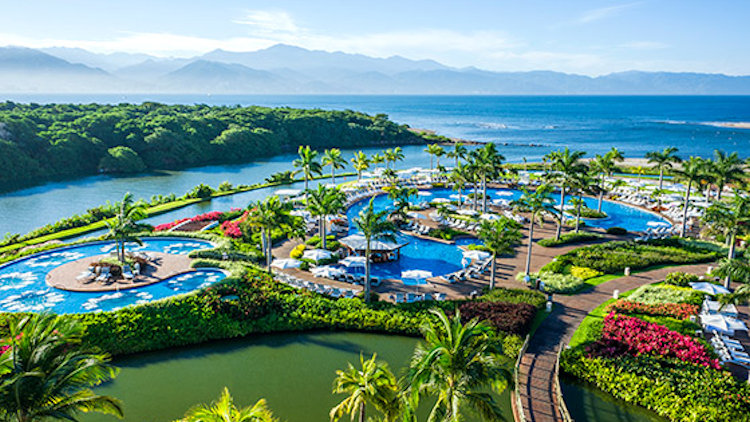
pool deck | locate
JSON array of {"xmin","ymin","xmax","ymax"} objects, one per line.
[{"xmin": 45, "ymin": 252, "xmax": 194, "ymax": 292}]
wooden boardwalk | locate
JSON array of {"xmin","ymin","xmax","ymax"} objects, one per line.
[{"xmin": 517, "ymin": 262, "xmax": 713, "ymax": 422}]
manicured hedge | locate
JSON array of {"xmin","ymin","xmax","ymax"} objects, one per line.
[
  {"xmin": 627, "ymin": 285, "xmax": 705, "ymax": 306},
  {"xmin": 537, "ymin": 232, "xmax": 602, "ymax": 247},
  {"xmin": 606, "ymin": 300, "xmax": 699, "ymax": 320},
  {"xmin": 457, "ymin": 301, "xmax": 537, "ymax": 336}
]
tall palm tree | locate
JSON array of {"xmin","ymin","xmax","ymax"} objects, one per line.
[
  {"xmin": 672, "ymin": 156, "xmax": 704, "ymax": 237},
  {"xmin": 473, "ymin": 143, "xmax": 505, "ymax": 213},
  {"xmin": 448, "ymin": 164, "xmax": 470, "ymax": 206},
  {"xmin": 183, "ymin": 388, "xmax": 276, "ymax": 422},
  {"xmin": 352, "ymin": 198, "xmax": 397, "ymax": 302},
  {"xmin": 244, "ymin": 196, "xmax": 287, "ymax": 271},
  {"xmin": 477, "ymin": 218, "xmax": 521, "ymax": 289},
  {"xmin": 322, "ymin": 148, "xmax": 347, "ymax": 185},
  {"xmin": 330, "ymin": 354, "xmax": 401, "ymax": 422},
  {"xmin": 351, "ymin": 151, "xmax": 370, "ymax": 182},
  {"xmin": 446, "ymin": 142, "xmax": 468, "ymax": 168},
  {"xmin": 371, "ymin": 153, "xmax": 385, "ymax": 172},
  {"xmin": 548, "ymin": 148, "xmax": 587, "ymax": 241},
  {"xmin": 646, "ymin": 147, "xmax": 681, "ymax": 191},
  {"xmin": 387, "ymin": 185, "xmax": 417, "ymax": 223},
  {"xmin": 570, "ymin": 172, "xmax": 600, "ymax": 233},
  {"xmin": 702, "ymin": 191, "xmax": 750, "ymax": 287},
  {"xmin": 698, "ymin": 158, "xmax": 717, "ymax": 202},
  {"xmin": 425, "ymin": 144, "xmax": 445, "ymax": 170},
  {"xmin": 512, "ymin": 185, "xmax": 557, "ymax": 275},
  {"xmin": 711, "ymin": 150, "xmax": 746, "ymax": 200},
  {"xmin": 409, "ymin": 309, "xmax": 511, "ymax": 422},
  {"xmin": 292, "ymin": 145, "xmax": 322, "ymax": 201},
  {"xmin": 0, "ymin": 313, "xmax": 123, "ymax": 422},
  {"xmin": 105, "ymin": 192, "xmax": 148, "ymax": 262},
  {"xmin": 590, "ymin": 148, "xmax": 623, "ymax": 212},
  {"xmin": 392, "ymin": 147, "xmax": 405, "ymax": 169},
  {"xmin": 307, "ymin": 185, "xmax": 346, "ymax": 250}
]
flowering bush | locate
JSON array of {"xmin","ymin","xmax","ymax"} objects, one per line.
[
  {"xmin": 665, "ymin": 271, "xmax": 700, "ymax": 287},
  {"xmin": 219, "ymin": 211, "xmax": 248, "ymax": 238},
  {"xmin": 569, "ymin": 266, "xmax": 603, "ymax": 280},
  {"xmin": 290, "ymin": 244, "xmax": 306, "ymax": 259},
  {"xmin": 606, "ymin": 300, "xmax": 699, "ymax": 320},
  {"xmin": 153, "ymin": 218, "xmax": 190, "ymax": 232},
  {"xmin": 458, "ymin": 301, "xmax": 537, "ymax": 335},
  {"xmin": 154, "ymin": 210, "xmax": 235, "ymax": 232},
  {"xmin": 627, "ymin": 284, "xmax": 705, "ymax": 305},
  {"xmin": 587, "ymin": 312, "xmax": 720, "ymax": 369}
]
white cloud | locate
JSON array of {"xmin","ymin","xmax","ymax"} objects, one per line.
[
  {"xmin": 233, "ymin": 10, "xmax": 300, "ymax": 35},
  {"xmin": 578, "ymin": 2, "xmax": 641, "ymax": 24}
]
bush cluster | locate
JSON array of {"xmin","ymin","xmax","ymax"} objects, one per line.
[
  {"xmin": 627, "ymin": 285, "xmax": 705, "ymax": 306},
  {"xmin": 569, "ymin": 266, "xmax": 603, "ymax": 280},
  {"xmin": 606, "ymin": 300, "xmax": 699, "ymax": 320},
  {"xmin": 664, "ymin": 271, "xmax": 700, "ymax": 287},
  {"xmin": 605, "ymin": 227, "xmax": 628, "ymax": 235},
  {"xmin": 537, "ymin": 232, "xmax": 602, "ymax": 247},
  {"xmin": 457, "ymin": 301, "xmax": 537, "ymax": 336}
]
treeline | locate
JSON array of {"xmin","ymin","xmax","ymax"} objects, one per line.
[{"xmin": 0, "ymin": 102, "xmax": 424, "ymax": 190}]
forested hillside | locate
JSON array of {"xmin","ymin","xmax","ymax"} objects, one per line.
[{"xmin": 0, "ymin": 102, "xmax": 423, "ymax": 190}]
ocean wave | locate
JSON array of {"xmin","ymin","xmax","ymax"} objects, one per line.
[
  {"xmin": 653, "ymin": 120, "xmax": 750, "ymax": 130},
  {"xmin": 477, "ymin": 122, "xmax": 508, "ymax": 129}
]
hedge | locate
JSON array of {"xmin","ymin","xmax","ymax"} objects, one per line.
[{"xmin": 537, "ymin": 232, "xmax": 602, "ymax": 247}]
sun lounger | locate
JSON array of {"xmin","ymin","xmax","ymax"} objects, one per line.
[{"xmin": 95, "ymin": 267, "xmax": 110, "ymax": 282}]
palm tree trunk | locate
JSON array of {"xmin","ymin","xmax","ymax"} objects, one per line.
[
  {"xmin": 575, "ymin": 196, "xmax": 583, "ymax": 233},
  {"xmin": 556, "ymin": 187, "xmax": 566, "ymax": 241},
  {"xmin": 597, "ymin": 173, "xmax": 605, "ymax": 213},
  {"xmin": 430, "ymin": 155, "xmax": 434, "ymax": 170},
  {"xmin": 458, "ymin": 185, "xmax": 463, "ymax": 205},
  {"xmin": 364, "ymin": 242, "xmax": 371, "ymax": 303},
  {"xmin": 322, "ymin": 218, "xmax": 327, "ymax": 250},
  {"xmin": 525, "ymin": 219, "xmax": 534, "ymax": 275},
  {"xmin": 331, "ymin": 169, "xmax": 336, "ymax": 185},
  {"xmin": 658, "ymin": 168, "xmax": 664, "ymax": 190},
  {"xmin": 680, "ymin": 181, "xmax": 692, "ymax": 238},
  {"xmin": 490, "ymin": 253, "xmax": 496, "ymax": 290},
  {"xmin": 359, "ymin": 402, "xmax": 366, "ymax": 422},
  {"xmin": 473, "ymin": 182, "xmax": 478, "ymax": 211},
  {"xmin": 717, "ymin": 183, "xmax": 724, "ymax": 200},
  {"xmin": 725, "ymin": 233, "xmax": 736, "ymax": 288},
  {"xmin": 482, "ymin": 175, "xmax": 488, "ymax": 213},
  {"xmin": 265, "ymin": 231, "xmax": 272, "ymax": 271}
]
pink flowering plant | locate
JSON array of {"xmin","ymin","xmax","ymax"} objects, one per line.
[
  {"xmin": 606, "ymin": 300, "xmax": 699, "ymax": 320},
  {"xmin": 587, "ymin": 312, "xmax": 721, "ymax": 370}
]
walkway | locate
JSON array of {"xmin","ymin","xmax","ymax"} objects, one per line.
[{"xmin": 517, "ymin": 262, "xmax": 713, "ymax": 422}]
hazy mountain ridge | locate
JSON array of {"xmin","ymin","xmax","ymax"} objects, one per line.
[{"xmin": 1, "ymin": 44, "xmax": 749, "ymax": 94}]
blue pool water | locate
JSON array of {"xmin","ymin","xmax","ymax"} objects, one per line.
[
  {"xmin": 345, "ymin": 188, "xmax": 667, "ymax": 279},
  {"xmin": 0, "ymin": 238, "xmax": 226, "ymax": 314}
]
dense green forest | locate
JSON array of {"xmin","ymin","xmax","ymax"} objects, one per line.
[{"xmin": 0, "ymin": 102, "xmax": 424, "ymax": 190}]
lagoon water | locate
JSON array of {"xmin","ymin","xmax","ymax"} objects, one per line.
[{"xmin": 1, "ymin": 95, "xmax": 749, "ymax": 236}]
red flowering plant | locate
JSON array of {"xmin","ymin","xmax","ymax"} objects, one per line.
[
  {"xmin": 220, "ymin": 211, "xmax": 249, "ymax": 238},
  {"xmin": 606, "ymin": 300, "xmax": 699, "ymax": 320},
  {"xmin": 587, "ymin": 312, "xmax": 721, "ymax": 370},
  {"xmin": 154, "ymin": 210, "xmax": 233, "ymax": 232},
  {"xmin": 153, "ymin": 218, "xmax": 190, "ymax": 232}
]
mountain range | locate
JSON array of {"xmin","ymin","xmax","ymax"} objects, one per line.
[{"xmin": 0, "ymin": 44, "xmax": 748, "ymax": 94}]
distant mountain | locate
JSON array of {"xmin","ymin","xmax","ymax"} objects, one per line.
[{"xmin": 1, "ymin": 44, "xmax": 749, "ymax": 94}]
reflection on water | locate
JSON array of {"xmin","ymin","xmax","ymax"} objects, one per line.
[{"xmin": 561, "ymin": 376, "xmax": 665, "ymax": 422}]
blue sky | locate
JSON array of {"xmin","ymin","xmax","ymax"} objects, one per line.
[{"xmin": 1, "ymin": 0, "xmax": 747, "ymax": 75}]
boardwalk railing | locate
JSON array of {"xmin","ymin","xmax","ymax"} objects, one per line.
[
  {"xmin": 554, "ymin": 344, "xmax": 574, "ymax": 422},
  {"xmin": 512, "ymin": 334, "xmax": 531, "ymax": 422}
]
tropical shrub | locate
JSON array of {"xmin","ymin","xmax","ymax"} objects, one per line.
[
  {"xmin": 561, "ymin": 349, "xmax": 750, "ymax": 422},
  {"xmin": 606, "ymin": 227, "xmax": 628, "ymax": 235},
  {"xmin": 578, "ymin": 208, "xmax": 607, "ymax": 219},
  {"xmin": 606, "ymin": 300, "xmax": 699, "ymax": 320},
  {"xmin": 587, "ymin": 313, "xmax": 720, "ymax": 369},
  {"xmin": 517, "ymin": 272, "xmax": 584, "ymax": 294},
  {"xmin": 457, "ymin": 301, "xmax": 537, "ymax": 336},
  {"xmin": 186, "ymin": 183, "xmax": 214, "ymax": 199},
  {"xmin": 538, "ymin": 232, "xmax": 602, "ymax": 247},
  {"xmin": 664, "ymin": 271, "xmax": 700, "ymax": 287},
  {"xmin": 627, "ymin": 285, "xmax": 705, "ymax": 305},
  {"xmin": 569, "ymin": 266, "xmax": 603, "ymax": 280},
  {"xmin": 478, "ymin": 288, "xmax": 547, "ymax": 308},
  {"xmin": 290, "ymin": 244, "xmax": 306, "ymax": 259}
]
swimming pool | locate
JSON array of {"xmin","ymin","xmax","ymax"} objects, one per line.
[
  {"xmin": 345, "ymin": 187, "xmax": 668, "ymax": 279},
  {"xmin": 0, "ymin": 238, "xmax": 226, "ymax": 314}
]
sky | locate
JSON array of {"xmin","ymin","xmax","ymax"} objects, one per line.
[{"xmin": 0, "ymin": 0, "xmax": 748, "ymax": 76}]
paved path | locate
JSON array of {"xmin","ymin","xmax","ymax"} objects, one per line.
[{"xmin": 517, "ymin": 262, "xmax": 713, "ymax": 422}]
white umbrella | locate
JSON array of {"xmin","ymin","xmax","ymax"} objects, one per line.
[
  {"xmin": 457, "ymin": 209, "xmax": 478, "ymax": 216},
  {"xmin": 290, "ymin": 209, "xmax": 310, "ymax": 217},
  {"xmin": 493, "ymin": 198, "xmax": 511, "ymax": 206},
  {"xmin": 701, "ymin": 314, "xmax": 748, "ymax": 335},
  {"xmin": 463, "ymin": 250, "xmax": 490, "ymax": 261},
  {"xmin": 480, "ymin": 213, "xmax": 500, "ymax": 221},
  {"xmin": 340, "ymin": 256, "xmax": 367, "ymax": 268},
  {"xmin": 449, "ymin": 194, "xmax": 462, "ymax": 200},
  {"xmin": 271, "ymin": 258, "xmax": 301, "ymax": 269},
  {"xmin": 417, "ymin": 191, "xmax": 432, "ymax": 197},
  {"xmin": 302, "ymin": 249, "xmax": 333, "ymax": 261},
  {"xmin": 689, "ymin": 282, "xmax": 731, "ymax": 295},
  {"xmin": 646, "ymin": 221, "xmax": 670, "ymax": 227},
  {"xmin": 401, "ymin": 269, "xmax": 432, "ymax": 280},
  {"xmin": 407, "ymin": 211, "xmax": 426, "ymax": 219},
  {"xmin": 496, "ymin": 190, "xmax": 514, "ymax": 197},
  {"xmin": 311, "ymin": 266, "xmax": 345, "ymax": 278},
  {"xmin": 432, "ymin": 198, "xmax": 451, "ymax": 204}
]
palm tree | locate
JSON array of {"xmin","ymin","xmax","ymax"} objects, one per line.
[
  {"xmin": 392, "ymin": 147, "xmax": 405, "ymax": 168},
  {"xmin": 322, "ymin": 148, "xmax": 347, "ymax": 185},
  {"xmin": 330, "ymin": 354, "xmax": 401, "ymax": 422},
  {"xmin": 711, "ymin": 150, "xmax": 746, "ymax": 200},
  {"xmin": 590, "ymin": 148, "xmax": 624, "ymax": 212},
  {"xmin": 351, "ymin": 151, "xmax": 371, "ymax": 182},
  {"xmin": 352, "ymin": 198, "xmax": 397, "ymax": 302},
  {"xmin": 448, "ymin": 164, "xmax": 470, "ymax": 206},
  {"xmin": 409, "ymin": 309, "xmax": 511, "ymax": 422},
  {"xmin": 105, "ymin": 192, "xmax": 148, "ymax": 262},
  {"xmin": 446, "ymin": 142, "xmax": 468, "ymax": 168},
  {"xmin": 512, "ymin": 185, "xmax": 557, "ymax": 276},
  {"xmin": 244, "ymin": 196, "xmax": 287, "ymax": 271},
  {"xmin": 0, "ymin": 313, "xmax": 123, "ymax": 422},
  {"xmin": 698, "ymin": 158, "xmax": 717, "ymax": 202},
  {"xmin": 477, "ymin": 218, "xmax": 521, "ymax": 289},
  {"xmin": 183, "ymin": 388, "xmax": 276, "ymax": 422},
  {"xmin": 473, "ymin": 143, "xmax": 505, "ymax": 213},
  {"xmin": 646, "ymin": 147, "xmax": 681, "ymax": 191},
  {"xmin": 548, "ymin": 148, "xmax": 587, "ymax": 241},
  {"xmin": 672, "ymin": 156, "xmax": 704, "ymax": 237},
  {"xmin": 292, "ymin": 145, "xmax": 322, "ymax": 201},
  {"xmin": 387, "ymin": 185, "xmax": 417, "ymax": 223},
  {"xmin": 307, "ymin": 185, "xmax": 346, "ymax": 250},
  {"xmin": 425, "ymin": 144, "xmax": 445, "ymax": 170},
  {"xmin": 702, "ymin": 191, "xmax": 750, "ymax": 287},
  {"xmin": 570, "ymin": 172, "xmax": 599, "ymax": 233},
  {"xmin": 371, "ymin": 153, "xmax": 385, "ymax": 171}
]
